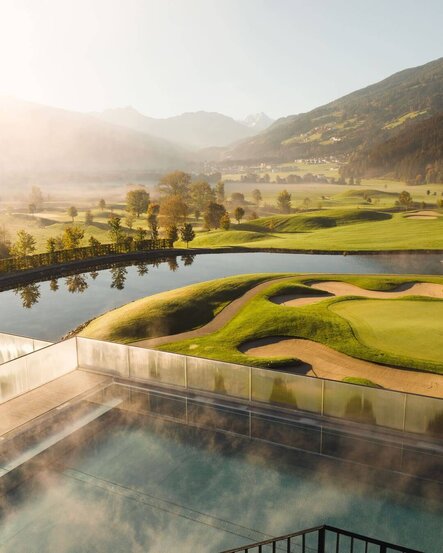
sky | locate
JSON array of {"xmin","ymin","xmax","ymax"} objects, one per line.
[{"xmin": 0, "ymin": 0, "xmax": 442, "ymax": 120}]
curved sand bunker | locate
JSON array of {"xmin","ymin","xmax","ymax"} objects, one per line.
[
  {"xmin": 272, "ymin": 281, "xmax": 443, "ymax": 306},
  {"xmin": 241, "ymin": 337, "xmax": 443, "ymax": 397},
  {"xmin": 404, "ymin": 210, "xmax": 441, "ymax": 220}
]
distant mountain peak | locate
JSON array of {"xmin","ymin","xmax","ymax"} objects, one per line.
[{"xmin": 242, "ymin": 112, "xmax": 274, "ymax": 130}]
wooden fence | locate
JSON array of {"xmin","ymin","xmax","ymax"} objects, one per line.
[{"xmin": 0, "ymin": 239, "xmax": 174, "ymax": 274}]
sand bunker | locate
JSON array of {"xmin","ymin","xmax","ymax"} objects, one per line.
[
  {"xmin": 270, "ymin": 293, "xmax": 332, "ymax": 307},
  {"xmin": 272, "ymin": 280, "xmax": 443, "ymax": 306},
  {"xmin": 405, "ymin": 210, "xmax": 440, "ymax": 220},
  {"xmin": 241, "ymin": 337, "xmax": 443, "ymax": 397}
]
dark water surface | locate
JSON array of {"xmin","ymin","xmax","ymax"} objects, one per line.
[{"xmin": 0, "ymin": 252, "xmax": 442, "ymax": 340}]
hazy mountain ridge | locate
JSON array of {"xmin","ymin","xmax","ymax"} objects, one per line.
[
  {"xmin": 0, "ymin": 98, "xmax": 190, "ymax": 180},
  {"xmin": 225, "ymin": 57, "xmax": 443, "ymax": 162},
  {"xmin": 342, "ymin": 112, "xmax": 443, "ymax": 182},
  {"xmin": 97, "ymin": 108, "xmax": 273, "ymax": 149}
]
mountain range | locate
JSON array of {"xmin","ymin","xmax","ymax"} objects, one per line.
[
  {"xmin": 95, "ymin": 108, "xmax": 273, "ymax": 149},
  {"xmin": 224, "ymin": 57, "xmax": 443, "ymax": 163}
]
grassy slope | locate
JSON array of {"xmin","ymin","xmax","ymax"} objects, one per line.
[
  {"xmin": 183, "ymin": 211, "xmax": 443, "ymax": 250},
  {"xmin": 78, "ymin": 273, "xmax": 288, "ymax": 344},
  {"xmin": 158, "ymin": 275, "xmax": 443, "ymax": 374},
  {"xmin": 331, "ymin": 298, "xmax": 443, "ymax": 364}
]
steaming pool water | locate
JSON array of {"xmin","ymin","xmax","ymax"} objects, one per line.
[
  {"xmin": 1, "ymin": 251, "xmax": 442, "ymax": 341},
  {"xmin": 0, "ymin": 384, "xmax": 441, "ymax": 553}
]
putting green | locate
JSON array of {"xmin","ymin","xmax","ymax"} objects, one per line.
[{"xmin": 331, "ymin": 299, "xmax": 443, "ymax": 364}]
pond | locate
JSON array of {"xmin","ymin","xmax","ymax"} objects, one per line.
[{"xmin": 0, "ymin": 252, "xmax": 442, "ymax": 341}]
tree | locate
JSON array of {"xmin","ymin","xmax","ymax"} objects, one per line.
[
  {"xmin": 203, "ymin": 202, "xmax": 226, "ymax": 229},
  {"xmin": 234, "ymin": 206, "xmax": 245, "ymax": 224},
  {"xmin": 150, "ymin": 221, "xmax": 159, "ymax": 240},
  {"xmin": 126, "ymin": 188, "xmax": 150, "ymax": 218},
  {"xmin": 10, "ymin": 230, "xmax": 36, "ymax": 257},
  {"xmin": 190, "ymin": 180, "xmax": 215, "ymax": 213},
  {"xmin": 180, "ymin": 223, "xmax": 195, "ymax": 247},
  {"xmin": 158, "ymin": 171, "xmax": 191, "ymax": 199},
  {"xmin": 303, "ymin": 197, "xmax": 312, "ymax": 210},
  {"xmin": 85, "ymin": 210, "xmax": 94, "ymax": 225},
  {"xmin": 398, "ymin": 190, "xmax": 413, "ymax": 209},
  {"xmin": 62, "ymin": 226, "xmax": 84, "ymax": 249},
  {"xmin": 67, "ymin": 206, "xmax": 78, "ymax": 222},
  {"xmin": 89, "ymin": 236, "xmax": 101, "ymax": 251},
  {"xmin": 46, "ymin": 237, "xmax": 57, "ymax": 253},
  {"xmin": 0, "ymin": 225, "xmax": 10, "ymax": 258},
  {"xmin": 277, "ymin": 190, "xmax": 292, "ymax": 213},
  {"xmin": 125, "ymin": 213, "xmax": 135, "ymax": 229},
  {"xmin": 160, "ymin": 194, "xmax": 189, "ymax": 226},
  {"xmin": 252, "ymin": 189, "xmax": 262, "ymax": 205},
  {"xmin": 108, "ymin": 215, "xmax": 125, "ymax": 244},
  {"xmin": 165, "ymin": 224, "xmax": 179, "ymax": 243},
  {"xmin": 230, "ymin": 192, "xmax": 245, "ymax": 203},
  {"xmin": 98, "ymin": 199, "xmax": 106, "ymax": 212},
  {"xmin": 28, "ymin": 203, "xmax": 36, "ymax": 216},
  {"xmin": 220, "ymin": 212, "xmax": 231, "ymax": 230},
  {"xmin": 135, "ymin": 227, "xmax": 147, "ymax": 241},
  {"xmin": 194, "ymin": 209, "xmax": 201, "ymax": 221},
  {"xmin": 30, "ymin": 186, "xmax": 44, "ymax": 210},
  {"xmin": 215, "ymin": 181, "xmax": 225, "ymax": 203},
  {"xmin": 147, "ymin": 203, "xmax": 160, "ymax": 217}
]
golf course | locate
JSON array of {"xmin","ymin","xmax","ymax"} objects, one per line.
[{"xmin": 77, "ymin": 273, "xmax": 443, "ymax": 397}]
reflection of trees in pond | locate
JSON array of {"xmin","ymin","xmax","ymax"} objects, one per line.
[
  {"xmin": 49, "ymin": 278, "xmax": 59, "ymax": 292},
  {"xmin": 181, "ymin": 254, "xmax": 195, "ymax": 267},
  {"xmin": 214, "ymin": 371, "xmax": 227, "ymax": 394},
  {"xmin": 269, "ymin": 377, "xmax": 297, "ymax": 406},
  {"xmin": 167, "ymin": 257, "xmax": 179, "ymax": 272},
  {"xmin": 110, "ymin": 266, "xmax": 128, "ymax": 290},
  {"xmin": 136, "ymin": 262, "xmax": 149, "ymax": 276},
  {"xmin": 89, "ymin": 270, "xmax": 99, "ymax": 280},
  {"xmin": 149, "ymin": 366, "xmax": 160, "ymax": 379},
  {"xmin": 15, "ymin": 283, "xmax": 41, "ymax": 309},
  {"xmin": 65, "ymin": 274, "xmax": 88, "ymax": 294},
  {"xmin": 427, "ymin": 411, "xmax": 443, "ymax": 438},
  {"xmin": 344, "ymin": 395, "xmax": 376, "ymax": 424}
]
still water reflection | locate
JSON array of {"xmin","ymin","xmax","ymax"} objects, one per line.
[{"xmin": 1, "ymin": 252, "xmax": 442, "ymax": 340}]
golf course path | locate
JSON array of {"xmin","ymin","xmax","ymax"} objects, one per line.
[
  {"xmin": 132, "ymin": 276, "xmax": 293, "ymax": 348},
  {"xmin": 272, "ymin": 280, "xmax": 443, "ymax": 306},
  {"xmin": 240, "ymin": 337, "xmax": 443, "ymax": 398}
]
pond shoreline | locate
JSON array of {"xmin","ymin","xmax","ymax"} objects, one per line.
[{"xmin": 1, "ymin": 245, "xmax": 442, "ymax": 291}]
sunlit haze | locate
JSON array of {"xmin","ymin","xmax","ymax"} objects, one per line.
[{"xmin": 0, "ymin": 0, "xmax": 442, "ymax": 119}]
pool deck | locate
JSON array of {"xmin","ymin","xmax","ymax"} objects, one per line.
[{"xmin": 0, "ymin": 370, "xmax": 111, "ymax": 438}]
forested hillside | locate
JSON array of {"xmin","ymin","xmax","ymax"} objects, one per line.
[
  {"xmin": 342, "ymin": 113, "xmax": 443, "ymax": 183},
  {"xmin": 225, "ymin": 57, "xmax": 443, "ymax": 162}
]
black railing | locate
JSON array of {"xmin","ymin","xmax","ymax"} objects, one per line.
[
  {"xmin": 0, "ymin": 239, "xmax": 174, "ymax": 273},
  {"xmin": 219, "ymin": 525, "xmax": 424, "ymax": 553}
]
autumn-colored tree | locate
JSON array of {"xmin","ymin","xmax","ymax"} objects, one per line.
[
  {"xmin": 165, "ymin": 224, "xmax": 179, "ymax": 243},
  {"xmin": 190, "ymin": 180, "xmax": 215, "ymax": 212},
  {"xmin": 215, "ymin": 181, "xmax": 225, "ymax": 203},
  {"xmin": 160, "ymin": 195, "xmax": 189, "ymax": 226},
  {"xmin": 220, "ymin": 212, "xmax": 230, "ymax": 230},
  {"xmin": 10, "ymin": 230, "xmax": 36, "ymax": 257},
  {"xmin": 62, "ymin": 226, "xmax": 84, "ymax": 249},
  {"xmin": 158, "ymin": 171, "xmax": 191, "ymax": 199},
  {"xmin": 203, "ymin": 202, "xmax": 226, "ymax": 229}
]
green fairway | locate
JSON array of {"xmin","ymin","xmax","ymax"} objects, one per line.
[
  {"xmin": 78, "ymin": 274, "xmax": 286, "ymax": 343},
  {"xmin": 184, "ymin": 210, "xmax": 443, "ymax": 250},
  {"xmin": 76, "ymin": 273, "xmax": 443, "ymax": 374},
  {"xmin": 331, "ymin": 298, "xmax": 443, "ymax": 364}
]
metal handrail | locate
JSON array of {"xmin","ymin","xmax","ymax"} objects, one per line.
[{"xmin": 219, "ymin": 524, "xmax": 425, "ymax": 553}]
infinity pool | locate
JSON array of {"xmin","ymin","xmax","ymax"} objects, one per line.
[{"xmin": 0, "ymin": 384, "xmax": 441, "ymax": 552}]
